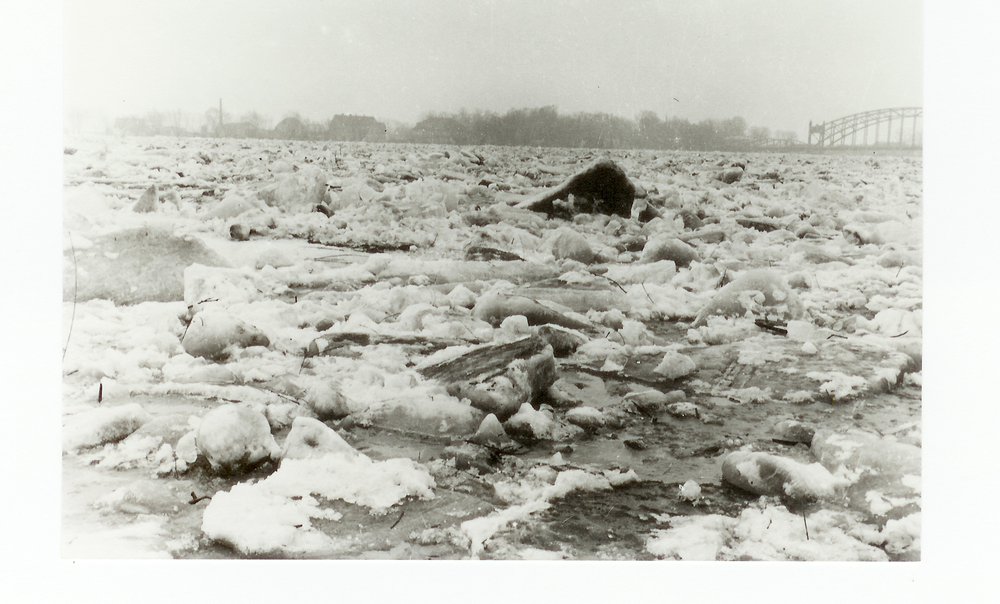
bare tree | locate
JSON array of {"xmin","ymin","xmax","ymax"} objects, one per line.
[
  {"xmin": 240, "ymin": 111, "xmax": 272, "ymax": 130},
  {"xmin": 204, "ymin": 107, "xmax": 231, "ymax": 132},
  {"xmin": 168, "ymin": 109, "xmax": 193, "ymax": 133},
  {"xmin": 145, "ymin": 110, "xmax": 166, "ymax": 134}
]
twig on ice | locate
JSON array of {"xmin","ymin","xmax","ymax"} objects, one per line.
[
  {"xmin": 641, "ymin": 282, "xmax": 654, "ymax": 304},
  {"xmin": 602, "ymin": 275, "xmax": 627, "ymax": 294},
  {"xmin": 390, "ymin": 510, "xmax": 405, "ymax": 529},
  {"xmin": 189, "ymin": 492, "xmax": 211, "ymax": 504},
  {"xmin": 802, "ymin": 510, "xmax": 809, "ymax": 540},
  {"xmin": 63, "ymin": 232, "xmax": 78, "ymax": 363}
]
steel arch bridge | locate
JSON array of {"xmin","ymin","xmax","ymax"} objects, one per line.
[{"xmin": 808, "ymin": 107, "xmax": 922, "ymax": 148}]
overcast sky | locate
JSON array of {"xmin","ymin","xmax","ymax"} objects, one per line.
[{"xmin": 64, "ymin": 0, "xmax": 922, "ymax": 136}]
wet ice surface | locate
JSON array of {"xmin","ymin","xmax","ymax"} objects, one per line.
[{"xmin": 62, "ymin": 136, "xmax": 921, "ymax": 560}]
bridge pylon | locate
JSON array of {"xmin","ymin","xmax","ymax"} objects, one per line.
[{"xmin": 808, "ymin": 108, "xmax": 922, "ymax": 149}]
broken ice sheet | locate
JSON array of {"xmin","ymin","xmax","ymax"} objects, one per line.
[
  {"xmin": 201, "ymin": 452, "xmax": 435, "ymax": 556},
  {"xmin": 62, "ymin": 137, "xmax": 921, "ymax": 560}
]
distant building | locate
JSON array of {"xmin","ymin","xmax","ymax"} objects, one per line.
[
  {"xmin": 159, "ymin": 126, "xmax": 192, "ymax": 137},
  {"xmin": 114, "ymin": 117, "xmax": 153, "ymax": 136},
  {"xmin": 273, "ymin": 116, "xmax": 308, "ymax": 140},
  {"xmin": 219, "ymin": 122, "xmax": 261, "ymax": 139},
  {"xmin": 327, "ymin": 114, "xmax": 386, "ymax": 142},
  {"xmin": 410, "ymin": 116, "xmax": 466, "ymax": 144}
]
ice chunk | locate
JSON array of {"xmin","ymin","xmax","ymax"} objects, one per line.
[
  {"xmin": 97, "ymin": 414, "xmax": 192, "ymax": 470},
  {"xmin": 281, "ymin": 417, "xmax": 358, "ymax": 461},
  {"xmin": 183, "ymin": 264, "xmax": 290, "ymax": 310},
  {"xmin": 504, "ymin": 403, "xmax": 581, "ymax": 441},
  {"xmin": 362, "ymin": 387, "xmax": 486, "ymax": 437},
  {"xmin": 603, "ymin": 260, "xmax": 676, "ymax": 285},
  {"xmin": 205, "ymin": 193, "xmax": 267, "ymax": 220},
  {"xmin": 879, "ymin": 512, "xmax": 921, "ymax": 557},
  {"xmin": 447, "ymin": 284, "xmax": 477, "ymax": 309},
  {"xmin": 195, "ymin": 404, "xmax": 280, "ymax": 472},
  {"xmin": 811, "ymin": 429, "xmax": 921, "ymax": 520},
  {"xmin": 65, "ymin": 229, "xmax": 228, "ymax": 305},
  {"xmin": 693, "ymin": 270, "xmax": 804, "ymax": 327},
  {"xmin": 63, "ymin": 518, "xmax": 172, "ymax": 559},
  {"xmin": 678, "ymin": 480, "xmax": 702, "ymax": 501},
  {"xmin": 855, "ymin": 308, "xmax": 922, "ymax": 338},
  {"xmin": 254, "ymin": 246, "xmax": 296, "ymax": 269},
  {"xmin": 459, "ymin": 468, "xmax": 615, "ymax": 556},
  {"xmin": 646, "ymin": 504, "xmax": 889, "ymax": 561},
  {"xmin": 806, "ymin": 371, "xmax": 868, "ymax": 401},
  {"xmin": 715, "ymin": 166, "xmax": 744, "ymax": 184},
  {"xmin": 132, "ymin": 184, "xmax": 159, "ymax": 213},
  {"xmin": 653, "ymin": 350, "xmax": 697, "ymax": 379},
  {"xmin": 257, "ymin": 167, "xmax": 331, "ymax": 213},
  {"xmin": 174, "ymin": 430, "xmax": 198, "ymax": 472},
  {"xmin": 878, "ymin": 250, "xmax": 920, "ymax": 268},
  {"xmin": 639, "ymin": 237, "xmax": 699, "ymax": 267},
  {"xmin": 429, "ymin": 338, "xmax": 556, "ymax": 421},
  {"xmin": 722, "ymin": 450, "xmax": 848, "ymax": 501},
  {"xmin": 773, "ymin": 419, "xmax": 816, "ymax": 444},
  {"xmin": 646, "ymin": 515, "xmax": 733, "ymax": 560},
  {"xmin": 843, "ymin": 220, "xmax": 921, "ymax": 246},
  {"xmin": 785, "ymin": 320, "xmax": 818, "ymax": 342},
  {"xmin": 201, "ymin": 482, "xmax": 345, "ymax": 556},
  {"xmin": 473, "ymin": 293, "xmax": 589, "ymax": 329},
  {"xmin": 63, "ymin": 403, "xmax": 152, "ymax": 452},
  {"xmin": 202, "ymin": 452, "xmax": 435, "ymax": 555},
  {"xmin": 726, "ymin": 505, "xmax": 888, "ymax": 561},
  {"xmin": 565, "ymin": 406, "xmax": 605, "ymax": 430},
  {"xmin": 665, "ymin": 402, "xmax": 700, "ymax": 418},
  {"xmin": 264, "ymin": 402, "xmax": 302, "ymax": 431},
  {"xmin": 550, "ymin": 227, "xmax": 595, "ymax": 264},
  {"xmin": 181, "ymin": 308, "xmax": 270, "ymax": 361},
  {"xmin": 622, "ymin": 389, "xmax": 685, "ymax": 413},
  {"xmin": 499, "ymin": 314, "xmax": 532, "ymax": 340},
  {"xmin": 468, "ymin": 413, "xmax": 515, "ymax": 448}
]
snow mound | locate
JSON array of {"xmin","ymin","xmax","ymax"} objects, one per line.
[
  {"xmin": 202, "ymin": 450, "xmax": 436, "ymax": 555},
  {"xmin": 647, "ymin": 503, "xmax": 889, "ymax": 561},
  {"xmin": 195, "ymin": 404, "xmax": 280, "ymax": 472}
]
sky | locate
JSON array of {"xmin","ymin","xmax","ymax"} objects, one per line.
[{"xmin": 63, "ymin": 0, "xmax": 922, "ymax": 137}]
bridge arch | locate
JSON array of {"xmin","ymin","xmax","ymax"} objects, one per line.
[{"xmin": 808, "ymin": 107, "xmax": 922, "ymax": 148}]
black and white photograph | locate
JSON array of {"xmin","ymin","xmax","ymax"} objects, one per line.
[
  {"xmin": 6, "ymin": 0, "xmax": 994, "ymax": 595},
  {"xmin": 7, "ymin": 0, "xmax": 1000, "ymax": 602},
  {"xmin": 54, "ymin": 0, "xmax": 930, "ymax": 563}
]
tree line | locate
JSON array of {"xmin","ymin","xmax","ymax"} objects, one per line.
[
  {"xmin": 399, "ymin": 107, "xmax": 799, "ymax": 150},
  {"xmin": 103, "ymin": 105, "xmax": 801, "ymax": 151}
]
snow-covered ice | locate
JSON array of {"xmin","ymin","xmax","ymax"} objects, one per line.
[{"xmin": 62, "ymin": 136, "xmax": 921, "ymax": 560}]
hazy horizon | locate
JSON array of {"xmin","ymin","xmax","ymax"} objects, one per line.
[{"xmin": 65, "ymin": 0, "xmax": 922, "ymax": 137}]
